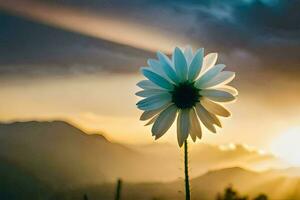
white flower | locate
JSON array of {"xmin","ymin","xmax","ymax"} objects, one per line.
[{"xmin": 136, "ymin": 46, "xmax": 238, "ymax": 147}]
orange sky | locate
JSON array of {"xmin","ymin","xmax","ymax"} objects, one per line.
[
  {"xmin": 0, "ymin": 74, "xmax": 299, "ymax": 156},
  {"xmin": 1, "ymin": 0, "xmax": 300, "ymax": 166}
]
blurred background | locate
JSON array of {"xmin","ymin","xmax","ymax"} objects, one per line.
[{"xmin": 0, "ymin": 0, "xmax": 300, "ymax": 199}]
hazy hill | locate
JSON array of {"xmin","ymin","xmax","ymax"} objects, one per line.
[
  {"xmin": 0, "ymin": 121, "xmax": 300, "ymax": 199},
  {"xmin": 0, "ymin": 121, "xmax": 145, "ymax": 186},
  {"xmin": 131, "ymin": 142, "xmax": 282, "ymax": 177},
  {"xmin": 55, "ymin": 167, "xmax": 300, "ymax": 200},
  {"xmin": 0, "ymin": 120, "xmax": 284, "ymax": 186},
  {"xmin": 0, "ymin": 157, "xmax": 52, "ymax": 200},
  {"xmin": 181, "ymin": 167, "xmax": 300, "ymax": 200},
  {"xmin": 1, "ymin": 161, "xmax": 299, "ymax": 200}
]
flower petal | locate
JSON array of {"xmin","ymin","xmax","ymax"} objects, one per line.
[
  {"xmin": 174, "ymin": 47, "xmax": 188, "ymax": 82},
  {"xmin": 200, "ymin": 89, "xmax": 236, "ymax": 102},
  {"xmin": 140, "ymin": 103, "xmax": 170, "ymax": 121},
  {"xmin": 209, "ymin": 113, "xmax": 222, "ymax": 127},
  {"xmin": 184, "ymin": 45, "xmax": 193, "ymax": 65},
  {"xmin": 200, "ymin": 98, "xmax": 231, "ymax": 117},
  {"xmin": 157, "ymin": 51, "xmax": 180, "ymax": 84},
  {"xmin": 189, "ymin": 108, "xmax": 202, "ymax": 141},
  {"xmin": 199, "ymin": 104, "xmax": 222, "ymax": 127},
  {"xmin": 188, "ymin": 48, "xmax": 204, "ymax": 81},
  {"xmin": 145, "ymin": 115, "xmax": 158, "ymax": 127},
  {"xmin": 177, "ymin": 109, "xmax": 190, "ymax": 147},
  {"xmin": 141, "ymin": 68, "xmax": 174, "ymax": 90},
  {"xmin": 137, "ymin": 93, "xmax": 171, "ymax": 111},
  {"xmin": 152, "ymin": 105, "xmax": 178, "ymax": 139},
  {"xmin": 217, "ymin": 85, "xmax": 238, "ymax": 96},
  {"xmin": 147, "ymin": 59, "xmax": 165, "ymax": 76},
  {"xmin": 202, "ymin": 53, "xmax": 218, "ymax": 72},
  {"xmin": 195, "ymin": 103, "xmax": 216, "ymax": 133},
  {"xmin": 135, "ymin": 89, "xmax": 167, "ymax": 97},
  {"xmin": 195, "ymin": 64, "xmax": 226, "ymax": 88},
  {"xmin": 136, "ymin": 80, "xmax": 160, "ymax": 90},
  {"xmin": 200, "ymin": 71, "xmax": 235, "ymax": 88}
]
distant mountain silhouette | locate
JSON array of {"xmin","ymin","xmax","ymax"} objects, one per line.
[
  {"xmin": 1, "ymin": 121, "xmax": 300, "ymax": 199},
  {"xmin": 0, "ymin": 120, "xmax": 285, "ymax": 186},
  {"xmin": 131, "ymin": 142, "xmax": 282, "ymax": 177},
  {"xmin": 186, "ymin": 167, "xmax": 300, "ymax": 200},
  {"xmin": 0, "ymin": 157, "xmax": 52, "ymax": 200},
  {"xmin": 0, "ymin": 121, "xmax": 143, "ymax": 186},
  {"xmin": 55, "ymin": 167, "xmax": 300, "ymax": 200}
]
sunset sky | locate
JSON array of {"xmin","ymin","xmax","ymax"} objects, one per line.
[{"xmin": 1, "ymin": 0, "xmax": 300, "ymax": 165}]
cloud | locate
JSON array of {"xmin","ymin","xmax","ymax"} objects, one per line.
[
  {"xmin": 166, "ymin": 1, "xmax": 300, "ymax": 73},
  {"xmin": 59, "ymin": 0, "xmax": 300, "ymax": 73},
  {"xmin": 0, "ymin": 0, "xmax": 299, "ymax": 76},
  {"xmin": 0, "ymin": 0, "xmax": 186, "ymax": 52},
  {"xmin": 0, "ymin": 12, "xmax": 156, "ymax": 76}
]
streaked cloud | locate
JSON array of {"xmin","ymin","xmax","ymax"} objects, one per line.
[
  {"xmin": 0, "ymin": 0, "xmax": 187, "ymax": 53},
  {"xmin": 1, "ymin": 0, "xmax": 299, "ymax": 76}
]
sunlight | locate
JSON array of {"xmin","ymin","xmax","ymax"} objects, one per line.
[
  {"xmin": 271, "ymin": 127, "xmax": 300, "ymax": 166},
  {"xmin": 0, "ymin": 0, "xmax": 186, "ymax": 53}
]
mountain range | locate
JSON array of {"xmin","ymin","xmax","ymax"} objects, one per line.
[
  {"xmin": 1, "ymin": 120, "xmax": 300, "ymax": 199},
  {"xmin": 0, "ymin": 120, "xmax": 285, "ymax": 185},
  {"xmin": 44, "ymin": 167, "xmax": 300, "ymax": 200}
]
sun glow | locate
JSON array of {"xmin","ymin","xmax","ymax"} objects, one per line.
[{"xmin": 271, "ymin": 127, "xmax": 300, "ymax": 166}]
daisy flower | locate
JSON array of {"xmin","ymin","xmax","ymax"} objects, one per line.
[{"xmin": 136, "ymin": 46, "xmax": 237, "ymax": 147}]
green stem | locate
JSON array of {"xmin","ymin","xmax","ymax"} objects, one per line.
[{"xmin": 184, "ymin": 140, "xmax": 191, "ymax": 200}]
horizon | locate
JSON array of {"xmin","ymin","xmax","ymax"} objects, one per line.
[
  {"xmin": 0, "ymin": 119, "xmax": 291, "ymax": 174},
  {"xmin": 0, "ymin": 118, "xmax": 291, "ymax": 171}
]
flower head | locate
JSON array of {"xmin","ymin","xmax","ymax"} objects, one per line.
[{"xmin": 136, "ymin": 46, "xmax": 237, "ymax": 147}]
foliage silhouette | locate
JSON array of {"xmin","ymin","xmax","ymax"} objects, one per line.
[
  {"xmin": 83, "ymin": 194, "xmax": 88, "ymax": 200},
  {"xmin": 253, "ymin": 194, "xmax": 268, "ymax": 200},
  {"xmin": 216, "ymin": 185, "xmax": 248, "ymax": 200},
  {"xmin": 216, "ymin": 185, "xmax": 268, "ymax": 200},
  {"xmin": 115, "ymin": 178, "xmax": 122, "ymax": 200}
]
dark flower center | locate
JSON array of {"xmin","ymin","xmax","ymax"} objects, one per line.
[{"xmin": 171, "ymin": 82, "xmax": 200, "ymax": 109}]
